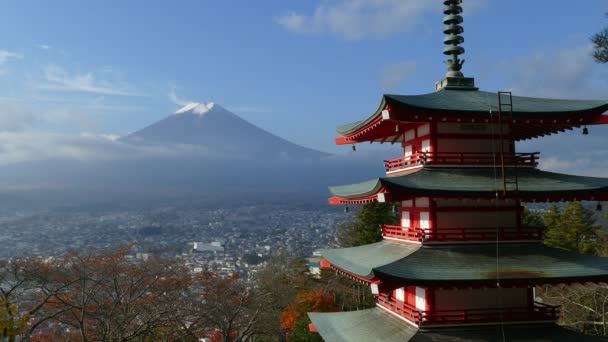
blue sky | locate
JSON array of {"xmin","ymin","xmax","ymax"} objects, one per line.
[{"xmin": 0, "ymin": 0, "xmax": 607, "ymax": 173}]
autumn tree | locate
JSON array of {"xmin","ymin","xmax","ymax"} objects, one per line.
[
  {"xmin": 252, "ymin": 253, "xmax": 313, "ymax": 342},
  {"xmin": 337, "ymin": 202, "xmax": 398, "ymax": 247},
  {"xmin": 280, "ymin": 288, "xmax": 338, "ymax": 342},
  {"xmin": 182, "ymin": 269, "xmax": 270, "ymax": 342},
  {"xmin": 20, "ymin": 244, "xmax": 192, "ymax": 341}
]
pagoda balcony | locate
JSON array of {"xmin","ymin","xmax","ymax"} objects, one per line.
[
  {"xmin": 382, "ymin": 225, "xmax": 544, "ymax": 243},
  {"xmin": 377, "ymin": 294, "xmax": 559, "ymax": 327},
  {"xmin": 384, "ymin": 152, "xmax": 540, "ymax": 174}
]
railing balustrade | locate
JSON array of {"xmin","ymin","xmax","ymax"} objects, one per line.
[
  {"xmin": 384, "ymin": 151, "xmax": 540, "ymax": 173},
  {"xmin": 377, "ymin": 294, "xmax": 559, "ymax": 326},
  {"xmin": 382, "ymin": 225, "xmax": 544, "ymax": 243}
]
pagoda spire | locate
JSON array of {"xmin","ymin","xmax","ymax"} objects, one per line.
[
  {"xmin": 443, "ymin": 0, "xmax": 465, "ymax": 77},
  {"xmin": 435, "ymin": 0, "xmax": 477, "ymax": 91}
]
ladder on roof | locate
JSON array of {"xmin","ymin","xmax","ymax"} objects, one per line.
[{"xmin": 497, "ymin": 91, "xmax": 519, "ymax": 196}]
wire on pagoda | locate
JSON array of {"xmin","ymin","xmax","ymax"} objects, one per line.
[{"xmin": 484, "ymin": 90, "xmax": 507, "ymax": 342}]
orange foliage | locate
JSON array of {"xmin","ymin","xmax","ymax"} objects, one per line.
[{"xmin": 280, "ymin": 288, "xmax": 339, "ymax": 331}]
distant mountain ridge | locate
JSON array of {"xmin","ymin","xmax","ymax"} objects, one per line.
[{"xmin": 123, "ymin": 102, "xmax": 328, "ymax": 160}]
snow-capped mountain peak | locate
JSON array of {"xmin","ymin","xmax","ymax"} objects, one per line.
[{"xmin": 174, "ymin": 102, "xmax": 216, "ymax": 115}]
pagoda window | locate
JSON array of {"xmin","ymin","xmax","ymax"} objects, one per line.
[
  {"xmin": 404, "ymin": 129, "xmax": 416, "ymax": 142},
  {"xmin": 417, "ymin": 124, "xmax": 430, "ymax": 137},
  {"xmin": 402, "ymin": 200, "xmax": 413, "ymax": 208},
  {"xmin": 395, "ymin": 287, "xmax": 405, "ymax": 302},
  {"xmin": 415, "ymin": 197, "xmax": 430, "ymax": 208},
  {"xmin": 415, "ymin": 287, "xmax": 427, "ymax": 311},
  {"xmin": 421, "ymin": 139, "xmax": 431, "ymax": 153},
  {"xmin": 419, "ymin": 212, "xmax": 431, "ymax": 231},
  {"xmin": 401, "ymin": 211, "xmax": 411, "ymax": 228},
  {"xmin": 404, "ymin": 145, "xmax": 413, "ymax": 160}
]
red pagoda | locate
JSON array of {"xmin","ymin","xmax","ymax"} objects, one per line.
[{"xmin": 309, "ymin": 1, "xmax": 608, "ymax": 341}]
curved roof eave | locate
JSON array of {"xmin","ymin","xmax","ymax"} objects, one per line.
[
  {"xmin": 374, "ymin": 243, "xmax": 608, "ymax": 284},
  {"xmin": 321, "ymin": 241, "xmax": 420, "ymax": 279},
  {"xmin": 336, "ymin": 90, "xmax": 608, "ymax": 137},
  {"xmin": 309, "ymin": 310, "xmax": 606, "ymax": 342},
  {"xmin": 329, "ymin": 168, "xmax": 608, "ymax": 202}
]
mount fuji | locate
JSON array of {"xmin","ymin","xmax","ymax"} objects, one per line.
[{"xmin": 123, "ymin": 102, "xmax": 328, "ymax": 160}]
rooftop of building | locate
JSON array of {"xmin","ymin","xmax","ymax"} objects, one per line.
[
  {"xmin": 309, "ymin": 308, "xmax": 607, "ymax": 342},
  {"xmin": 321, "ymin": 241, "xmax": 608, "ymax": 285},
  {"xmin": 329, "ymin": 168, "xmax": 608, "ymax": 204}
]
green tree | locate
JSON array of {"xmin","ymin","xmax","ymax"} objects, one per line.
[
  {"xmin": 337, "ymin": 203, "xmax": 398, "ymax": 247},
  {"xmin": 543, "ymin": 202, "xmax": 600, "ymax": 254},
  {"xmin": 592, "ymin": 14, "xmax": 608, "ymax": 63},
  {"xmin": 521, "ymin": 206, "xmax": 545, "ymax": 228}
]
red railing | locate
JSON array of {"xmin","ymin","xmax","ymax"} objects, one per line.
[
  {"xmin": 377, "ymin": 294, "xmax": 423, "ymax": 323},
  {"xmin": 384, "ymin": 151, "xmax": 540, "ymax": 173},
  {"xmin": 382, "ymin": 225, "xmax": 544, "ymax": 243},
  {"xmin": 382, "ymin": 225, "xmax": 424, "ymax": 241},
  {"xmin": 377, "ymin": 294, "xmax": 559, "ymax": 326}
]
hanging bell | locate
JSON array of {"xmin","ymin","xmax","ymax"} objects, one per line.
[
  {"xmin": 344, "ymin": 206, "xmax": 350, "ymax": 213},
  {"xmin": 583, "ymin": 126, "xmax": 589, "ymax": 135},
  {"xmin": 597, "ymin": 202, "xmax": 603, "ymax": 212},
  {"xmin": 392, "ymin": 205, "xmax": 399, "ymax": 215},
  {"xmin": 352, "ymin": 145, "xmax": 357, "ymax": 152}
]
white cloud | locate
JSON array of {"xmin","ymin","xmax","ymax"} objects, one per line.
[
  {"xmin": 0, "ymin": 50, "xmax": 23, "ymax": 65},
  {"xmin": 518, "ymin": 126, "xmax": 608, "ymax": 178},
  {"xmin": 0, "ymin": 130, "xmax": 211, "ymax": 167},
  {"xmin": 503, "ymin": 44, "xmax": 608, "ymax": 178},
  {"xmin": 276, "ymin": 0, "xmax": 486, "ymax": 40},
  {"xmin": 0, "ymin": 50, "xmax": 23, "ymax": 75},
  {"xmin": 168, "ymin": 83, "xmax": 189, "ymax": 106},
  {"xmin": 38, "ymin": 44, "xmax": 51, "ymax": 50},
  {"xmin": 502, "ymin": 44, "xmax": 608, "ymax": 99},
  {"xmin": 0, "ymin": 102, "xmax": 38, "ymax": 132},
  {"xmin": 379, "ymin": 61, "xmax": 416, "ymax": 91},
  {"xmin": 35, "ymin": 65, "xmax": 144, "ymax": 96}
]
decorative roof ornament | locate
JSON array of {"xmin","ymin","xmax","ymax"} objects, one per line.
[
  {"xmin": 443, "ymin": 0, "xmax": 465, "ymax": 77},
  {"xmin": 435, "ymin": 0, "xmax": 478, "ymax": 91}
]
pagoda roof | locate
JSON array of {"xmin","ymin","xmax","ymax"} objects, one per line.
[
  {"xmin": 309, "ymin": 308, "xmax": 417, "ymax": 341},
  {"xmin": 309, "ymin": 308, "xmax": 606, "ymax": 341},
  {"xmin": 329, "ymin": 168, "xmax": 608, "ymax": 204},
  {"xmin": 321, "ymin": 242, "xmax": 419, "ymax": 279},
  {"xmin": 336, "ymin": 89, "xmax": 608, "ymax": 143},
  {"xmin": 322, "ymin": 241, "xmax": 608, "ymax": 285}
]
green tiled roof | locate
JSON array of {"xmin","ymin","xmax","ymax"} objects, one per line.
[
  {"xmin": 309, "ymin": 308, "xmax": 418, "ymax": 342},
  {"xmin": 376, "ymin": 243, "xmax": 608, "ymax": 284},
  {"xmin": 321, "ymin": 241, "xmax": 418, "ymax": 279},
  {"xmin": 322, "ymin": 242, "xmax": 608, "ymax": 284},
  {"xmin": 329, "ymin": 168, "xmax": 608, "ymax": 200},
  {"xmin": 309, "ymin": 309, "xmax": 607, "ymax": 341},
  {"xmin": 337, "ymin": 89, "xmax": 608, "ymax": 135}
]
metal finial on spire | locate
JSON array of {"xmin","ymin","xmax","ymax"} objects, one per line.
[
  {"xmin": 443, "ymin": 0, "xmax": 465, "ymax": 77},
  {"xmin": 435, "ymin": 0, "xmax": 477, "ymax": 91}
]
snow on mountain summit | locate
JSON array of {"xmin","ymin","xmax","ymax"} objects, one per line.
[
  {"xmin": 174, "ymin": 102, "xmax": 216, "ymax": 115},
  {"xmin": 125, "ymin": 103, "xmax": 328, "ymax": 160}
]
